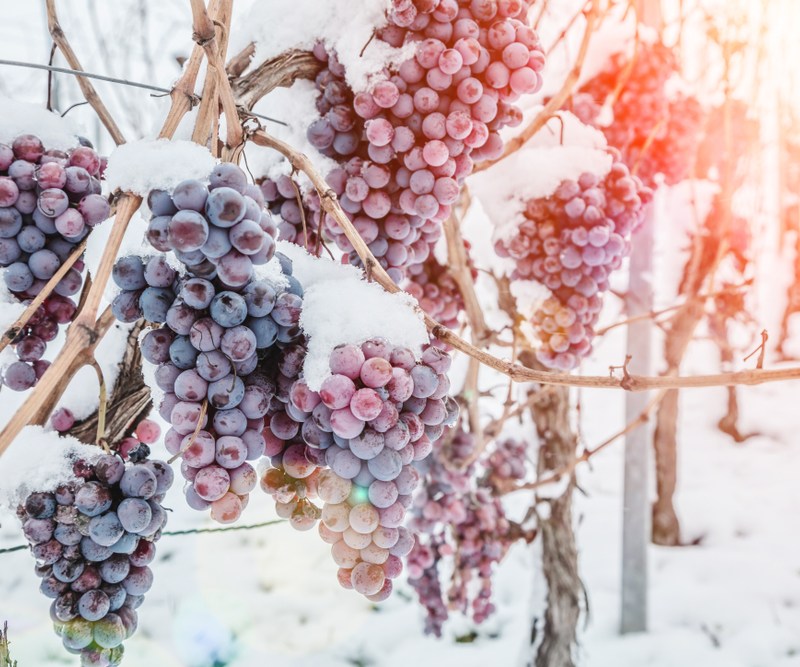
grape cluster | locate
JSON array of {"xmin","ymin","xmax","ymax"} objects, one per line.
[
  {"xmin": 111, "ymin": 164, "xmax": 287, "ymax": 523},
  {"xmin": 0, "ymin": 134, "xmax": 109, "ymax": 391},
  {"xmin": 267, "ymin": 2, "xmax": 545, "ymax": 281},
  {"xmin": 409, "ymin": 428, "xmax": 528, "ymax": 634},
  {"xmin": 259, "ymin": 339, "xmax": 459, "ymax": 598},
  {"xmin": 19, "ymin": 434, "xmax": 171, "ymax": 666},
  {"xmin": 145, "ymin": 163, "xmax": 277, "ymax": 288},
  {"xmin": 112, "ymin": 254, "xmax": 301, "ymax": 523},
  {"xmin": 570, "ymin": 41, "xmax": 704, "ymax": 187},
  {"xmin": 494, "ymin": 151, "xmax": 652, "ymax": 370}
]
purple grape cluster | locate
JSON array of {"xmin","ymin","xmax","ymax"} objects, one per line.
[
  {"xmin": 0, "ymin": 134, "xmax": 110, "ymax": 391},
  {"xmin": 570, "ymin": 41, "xmax": 704, "ymax": 188},
  {"xmin": 259, "ymin": 174, "xmax": 322, "ymax": 253},
  {"xmin": 111, "ymin": 251, "xmax": 302, "ymax": 524},
  {"xmin": 266, "ymin": 2, "xmax": 545, "ymax": 281},
  {"xmin": 145, "ymin": 163, "xmax": 277, "ymax": 288},
  {"xmin": 409, "ymin": 427, "xmax": 528, "ymax": 634},
  {"xmin": 494, "ymin": 150, "xmax": 652, "ymax": 370},
  {"xmin": 19, "ymin": 439, "xmax": 171, "ymax": 666},
  {"xmin": 111, "ymin": 164, "xmax": 288, "ymax": 524},
  {"xmin": 259, "ymin": 339, "xmax": 459, "ymax": 599}
]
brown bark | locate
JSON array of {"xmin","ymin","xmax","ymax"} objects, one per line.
[
  {"xmin": 527, "ymin": 354, "xmax": 581, "ymax": 667},
  {"xmin": 65, "ymin": 322, "xmax": 152, "ymax": 446},
  {"xmin": 652, "ymin": 298, "xmax": 704, "ymax": 545}
]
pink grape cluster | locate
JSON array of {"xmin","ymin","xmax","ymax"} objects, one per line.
[
  {"xmin": 570, "ymin": 41, "xmax": 704, "ymax": 187},
  {"xmin": 19, "ymin": 432, "xmax": 171, "ymax": 666},
  {"xmin": 494, "ymin": 151, "xmax": 652, "ymax": 370},
  {"xmin": 0, "ymin": 134, "xmax": 110, "ymax": 391},
  {"xmin": 270, "ymin": 2, "xmax": 545, "ymax": 281},
  {"xmin": 409, "ymin": 428, "xmax": 528, "ymax": 634},
  {"xmin": 259, "ymin": 339, "xmax": 459, "ymax": 599}
]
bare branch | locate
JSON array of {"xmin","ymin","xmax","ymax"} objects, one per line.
[
  {"xmin": 45, "ymin": 0, "xmax": 126, "ymax": 145},
  {"xmin": 232, "ymin": 49, "xmax": 321, "ymax": 112},
  {"xmin": 189, "ymin": 0, "xmax": 242, "ymax": 152}
]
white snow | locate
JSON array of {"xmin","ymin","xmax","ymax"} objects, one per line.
[
  {"xmin": 104, "ymin": 139, "xmax": 217, "ymax": 195},
  {"xmin": 230, "ymin": 0, "xmax": 412, "ymax": 93},
  {"xmin": 0, "ymin": 97, "xmax": 81, "ymax": 151},
  {"xmin": 0, "ymin": 426, "xmax": 103, "ymax": 509},
  {"xmin": 278, "ymin": 242, "xmax": 429, "ymax": 390},
  {"xmin": 245, "ymin": 81, "xmax": 340, "ymax": 183}
]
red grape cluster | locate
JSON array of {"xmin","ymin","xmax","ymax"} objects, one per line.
[
  {"xmin": 571, "ymin": 41, "xmax": 703, "ymax": 187},
  {"xmin": 0, "ymin": 134, "xmax": 109, "ymax": 391},
  {"xmin": 259, "ymin": 339, "xmax": 459, "ymax": 598},
  {"xmin": 267, "ymin": 2, "xmax": 545, "ymax": 281},
  {"xmin": 409, "ymin": 428, "xmax": 529, "ymax": 634},
  {"xmin": 494, "ymin": 151, "xmax": 652, "ymax": 370},
  {"xmin": 19, "ymin": 432, "xmax": 171, "ymax": 666}
]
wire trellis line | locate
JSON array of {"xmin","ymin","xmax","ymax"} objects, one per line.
[
  {"xmin": 0, "ymin": 519, "xmax": 285, "ymax": 556},
  {"xmin": 0, "ymin": 58, "xmax": 287, "ymax": 127}
]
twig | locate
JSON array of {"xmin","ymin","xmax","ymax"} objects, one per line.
[
  {"xmin": 595, "ymin": 281, "xmax": 751, "ymax": 336},
  {"xmin": 443, "ymin": 213, "xmax": 491, "ymax": 344},
  {"xmin": 0, "ymin": 239, "xmax": 87, "ymax": 356},
  {"xmin": 0, "ymin": 622, "xmax": 15, "ymax": 667},
  {"xmin": 743, "ymin": 330, "xmax": 768, "ymax": 369},
  {"xmin": 546, "ymin": 0, "xmax": 591, "ymax": 54},
  {"xmin": 249, "ymin": 127, "xmax": 800, "ymax": 393},
  {"xmin": 168, "ymin": 400, "xmax": 209, "ymax": 464},
  {"xmin": 89, "ymin": 360, "xmax": 108, "ymax": 448},
  {"xmin": 474, "ymin": 0, "xmax": 600, "ymax": 173},
  {"xmin": 45, "ymin": 0, "xmax": 126, "ymax": 145}
]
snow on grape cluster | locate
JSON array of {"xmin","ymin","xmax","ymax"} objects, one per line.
[
  {"xmin": 19, "ymin": 428, "xmax": 171, "ymax": 667},
  {"xmin": 570, "ymin": 41, "xmax": 704, "ymax": 187},
  {"xmin": 494, "ymin": 150, "xmax": 652, "ymax": 370},
  {"xmin": 111, "ymin": 163, "xmax": 285, "ymax": 524},
  {"xmin": 408, "ymin": 426, "xmax": 530, "ymax": 635},
  {"xmin": 260, "ymin": 339, "xmax": 459, "ymax": 598},
  {"xmin": 0, "ymin": 134, "xmax": 110, "ymax": 391},
  {"xmin": 263, "ymin": 0, "xmax": 545, "ymax": 283}
]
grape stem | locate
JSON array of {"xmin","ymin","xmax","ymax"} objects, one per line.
[
  {"xmin": 45, "ymin": 0, "xmax": 126, "ymax": 145},
  {"xmin": 89, "ymin": 360, "xmax": 109, "ymax": 451},
  {"xmin": 167, "ymin": 401, "xmax": 209, "ymax": 465},
  {"xmin": 249, "ymin": 127, "xmax": 800, "ymax": 393}
]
